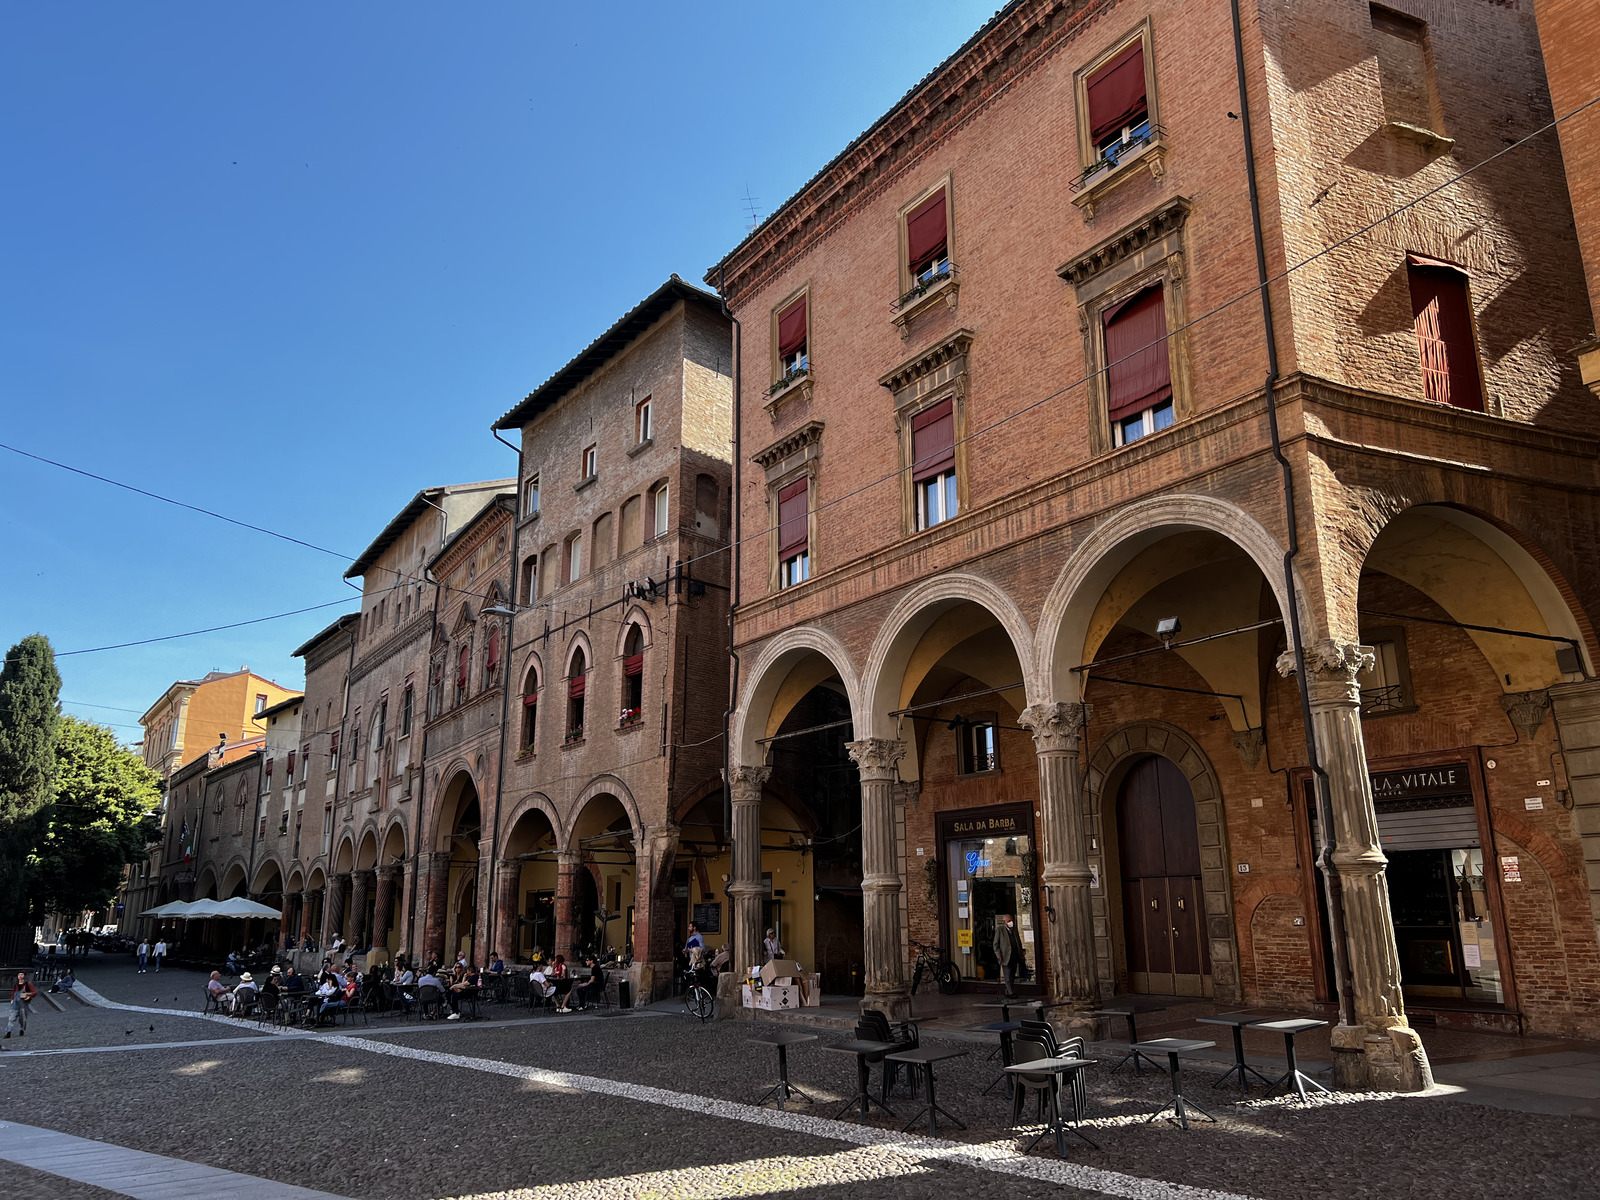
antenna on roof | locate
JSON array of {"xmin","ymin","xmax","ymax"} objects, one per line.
[{"xmin": 741, "ymin": 185, "xmax": 762, "ymax": 232}]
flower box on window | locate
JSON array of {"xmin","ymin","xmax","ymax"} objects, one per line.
[
  {"xmin": 618, "ymin": 708, "xmax": 643, "ymax": 727},
  {"xmin": 563, "ymin": 727, "xmax": 585, "ymax": 745}
]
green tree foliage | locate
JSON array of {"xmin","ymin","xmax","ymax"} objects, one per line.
[
  {"xmin": 31, "ymin": 717, "xmax": 161, "ymax": 919},
  {"xmin": 0, "ymin": 635, "xmax": 61, "ymax": 923}
]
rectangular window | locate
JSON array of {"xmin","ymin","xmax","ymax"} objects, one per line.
[
  {"xmin": 401, "ymin": 686, "xmax": 413, "ymax": 737},
  {"xmin": 1105, "ymin": 284, "xmax": 1173, "ymax": 447},
  {"xmin": 376, "ymin": 700, "xmax": 387, "ymax": 750},
  {"xmin": 1407, "ymin": 257, "xmax": 1483, "ymax": 410},
  {"xmin": 265, "ymin": 758, "xmax": 274, "ymax": 784},
  {"xmin": 904, "ymin": 188, "xmax": 950, "ymax": 287},
  {"xmin": 1085, "ymin": 37, "xmax": 1150, "ymax": 165},
  {"xmin": 483, "ymin": 629, "xmax": 500, "ymax": 688},
  {"xmin": 329, "ymin": 730, "xmax": 340, "ymax": 775},
  {"xmin": 581, "ymin": 444, "xmax": 597, "ymax": 479},
  {"xmin": 523, "ymin": 473, "xmax": 540, "ymax": 516},
  {"xmin": 566, "ymin": 532, "xmax": 583, "ymax": 583},
  {"xmin": 286, "ymin": 750, "xmax": 296, "ymax": 779},
  {"xmin": 1358, "ymin": 627, "xmax": 1416, "ymax": 716},
  {"xmin": 775, "ymin": 294, "xmax": 809, "ymax": 380},
  {"xmin": 958, "ymin": 715, "xmax": 1000, "ymax": 775},
  {"xmin": 300, "ymin": 745, "xmax": 310, "ymax": 782},
  {"xmin": 777, "ymin": 478, "xmax": 810, "ymax": 588},
  {"xmin": 651, "ymin": 483, "xmax": 669, "ymax": 539},
  {"xmin": 912, "ymin": 399, "xmax": 957, "ymax": 530},
  {"xmin": 636, "ymin": 397, "xmax": 652, "ymax": 444},
  {"xmin": 255, "ymin": 694, "xmax": 268, "ymax": 715},
  {"xmin": 520, "ymin": 555, "xmax": 538, "ymax": 604},
  {"xmin": 456, "ymin": 646, "xmax": 469, "ymax": 703},
  {"xmin": 593, "ymin": 512, "xmax": 614, "ymax": 568}
]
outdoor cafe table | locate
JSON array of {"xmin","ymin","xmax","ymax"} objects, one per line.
[
  {"xmin": 1093, "ymin": 998, "xmax": 1171, "ymax": 1076},
  {"xmin": 977, "ymin": 998, "xmax": 1046, "ymax": 1024},
  {"xmin": 1254, "ymin": 1018, "xmax": 1330, "ymax": 1103},
  {"xmin": 968, "ymin": 1020, "xmax": 1022, "ymax": 1098},
  {"xmin": 886, "ymin": 1046, "xmax": 968, "ymax": 1136},
  {"xmin": 1196, "ymin": 1011, "xmax": 1284, "ymax": 1093},
  {"xmin": 1003, "ymin": 1056, "xmax": 1099, "ymax": 1155},
  {"xmin": 748, "ymin": 1029, "xmax": 818, "ymax": 1111},
  {"xmin": 822, "ymin": 1039, "xmax": 898, "ymax": 1121},
  {"xmin": 1135, "ymin": 1038, "xmax": 1217, "ymax": 1130}
]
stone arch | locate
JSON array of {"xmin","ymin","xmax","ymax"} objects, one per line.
[
  {"xmin": 502, "ymin": 792, "xmax": 565, "ymax": 851},
  {"xmin": 433, "ymin": 767, "xmax": 482, "ymax": 854},
  {"xmin": 355, "ymin": 826, "xmax": 380, "ymax": 871},
  {"xmin": 251, "ymin": 856, "xmax": 287, "ymax": 894},
  {"xmin": 862, "ymin": 572, "xmax": 1039, "ymax": 734},
  {"xmin": 517, "ymin": 649, "xmax": 545, "ymax": 696},
  {"xmin": 1355, "ymin": 502, "xmax": 1597, "ymax": 684},
  {"xmin": 332, "ymin": 833, "xmax": 355, "ymax": 874},
  {"xmin": 1084, "ymin": 719, "xmax": 1241, "ymax": 1003},
  {"xmin": 220, "ymin": 857, "xmax": 249, "ymax": 899},
  {"xmin": 1232, "ymin": 872, "xmax": 1311, "ymax": 1007},
  {"xmin": 306, "ymin": 866, "xmax": 326, "ymax": 893},
  {"xmin": 733, "ymin": 625, "xmax": 863, "ymax": 768},
  {"xmin": 286, "ymin": 869, "xmax": 305, "ymax": 894},
  {"xmin": 379, "ymin": 815, "xmax": 408, "ymax": 866},
  {"xmin": 1037, "ymin": 493, "xmax": 1306, "ymax": 703},
  {"xmin": 568, "ymin": 775, "xmax": 644, "ymax": 849},
  {"xmin": 564, "ymin": 631, "xmax": 595, "ymax": 680},
  {"xmin": 194, "ymin": 866, "xmax": 219, "ymax": 901}
]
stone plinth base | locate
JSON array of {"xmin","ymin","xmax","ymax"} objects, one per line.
[{"xmin": 1330, "ymin": 1021, "xmax": 1433, "ymax": 1092}]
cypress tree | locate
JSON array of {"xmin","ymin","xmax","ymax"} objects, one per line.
[{"xmin": 0, "ymin": 634, "xmax": 62, "ymax": 924}]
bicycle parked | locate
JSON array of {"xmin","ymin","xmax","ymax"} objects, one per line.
[
  {"xmin": 682, "ymin": 962, "xmax": 716, "ymax": 1022},
  {"xmin": 909, "ymin": 940, "xmax": 961, "ymax": 996}
]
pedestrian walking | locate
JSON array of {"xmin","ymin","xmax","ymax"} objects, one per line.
[
  {"xmin": 153, "ymin": 939, "xmax": 167, "ymax": 972},
  {"xmin": 763, "ymin": 928, "xmax": 784, "ymax": 962},
  {"xmin": 137, "ymin": 939, "xmax": 149, "ymax": 973},
  {"xmin": 992, "ymin": 913, "xmax": 1025, "ymax": 998},
  {"xmin": 5, "ymin": 973, "xmax": 36, "ymax": 1039}
]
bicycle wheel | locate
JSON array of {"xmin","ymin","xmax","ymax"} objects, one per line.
[
  {"xmin": 686, "ymin": 985, "xmax": 714, "ymax": 1022},
  {"xmin": 936, "ymin": 960, "xmax": 961, "ymax": 996}
]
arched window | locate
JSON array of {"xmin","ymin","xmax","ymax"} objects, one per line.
[
  {"xmin": 455, "ymin": 644, "xmax": 470, "ymax": 704},
  {"xmin": 521, "ymin": 667, "xmax": 539, "ymax": 753},
  {"xmin": 482, "ymin": 627, "xmax": 501, "ymax": 690},
  {"xmin": 567, "ymin": 649, "xmax": 587, "ymax": 742},
  {"xmin": 520, "ymin": 555, "xmax": 538, "ymax": 604},
  {"xmin": 621, "ymin": 626, "xmax": 644, "ymax": 723}
]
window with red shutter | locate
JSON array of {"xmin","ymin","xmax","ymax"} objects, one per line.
[
  {"xmin": 776, "ymin": 478, "xmax": 811, "ymax": 588},
  {"xmin": 912, "ymin": 399, "xmax": 958, "ymax": 530},
  {"xmin": 906, "ymin": 189, "xmax": 949, "ymax": 282},
  {"xmin": 777, "ymin": 295, "xmax": 808, "ymax": 375},
  {"xmin": 1104, "ymin": 284, "xmax": 1175, "ymax": 446},
  {"xmin": 286, "ymin": 751, "xmax": 295, "ymax": 778},
  {"xmin": 1086, "ymin": 40, "xmax": 1148, "ymax": 147},
  {"xmin": 1407, "ymin": 257, "xmax": 1483, "ymax": 410},
  {"xmin": 566, "ymin": 652, "xmax": 587, "ymax": 740}
]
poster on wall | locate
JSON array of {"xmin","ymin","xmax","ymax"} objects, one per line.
[
  {"xmin": 1500, "ymin": 856, "xmax": 1521, "ymax": 883},
  {"xmin": 692, "ymin": 902, "xmax": 722, "ymax": 933}
]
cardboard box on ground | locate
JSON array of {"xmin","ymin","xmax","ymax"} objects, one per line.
[{"xmin": 744, "ymin": 960, "xmax": 821, "ymax": 1007}]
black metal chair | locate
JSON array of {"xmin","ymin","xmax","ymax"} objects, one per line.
[
  {"xmin": 255, "ymin": 991, "xmax": 282, "ymax": 1027},
  {"xmin": 202, "ymin": 986, "xmax": 222, "ymax": 1015},
  {"xmin": 417, "ymin": 984, "xmax": 446, "ymax": 1021},
  {"xmin": 861, "ymin": 1010, "xmax": 921, "ymax": 1100}
]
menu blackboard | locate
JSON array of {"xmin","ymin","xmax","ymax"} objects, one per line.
[{"xmin": 692, "ymin": 902, "xmax": 721, "ymax": 933}]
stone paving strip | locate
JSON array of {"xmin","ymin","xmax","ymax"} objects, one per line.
[{"xmin": 0, "ymin": 1119, "xmax": 349, "ymax": 1200}]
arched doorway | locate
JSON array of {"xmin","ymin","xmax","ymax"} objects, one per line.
[
  {"xmin": 500, "ymin": 804, "xmax": 558, "ymax": 962},
  {"xmin": 1115, "ymin": 755, "xmax": 1209, "ymax": 996},
  {"xmin": 430, "ymin": 770, "xmax": 483, "ymax": 964},
  {"xmin": 568, "ymin": 792, "xmax": 636, "ymax": 959}
]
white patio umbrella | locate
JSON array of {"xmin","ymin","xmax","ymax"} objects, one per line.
[
  {"xmin": 140, "ymin": 900, "xmax": 193, "ymax": 917},
  {"xmin": 182, "ymin": 899, "xmax": 226, "ymax": 918},
  {"xmin": 210, "ymin": 897, "xmax": 282, "ymax": 920}
]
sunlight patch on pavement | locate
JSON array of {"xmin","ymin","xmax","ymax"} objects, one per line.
[
  {"xmin": 171, "ymin": 1059, "xmax": 224, "ymax": 1075},
  {"xmin": 434, "ymin": 1147, "xmax": 931, "ymax": 1200}
]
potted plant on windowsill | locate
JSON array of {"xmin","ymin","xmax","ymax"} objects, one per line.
[
  {"xmin": 563, "ymin": 727, "xmax": 584, "ymax": 745},
  {"xmin": 618, "ymin": 708, "xmax": 642, "ymax": 727}
]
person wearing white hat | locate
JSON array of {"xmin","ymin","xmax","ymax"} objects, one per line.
[{"xmin": 226, "ymin": 971, "xmax": 258, "ymax": 1015}]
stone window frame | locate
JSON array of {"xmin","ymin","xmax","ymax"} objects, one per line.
[
  {"xmin": 1369, "ymin": 4, "xmax": 1453, "ymax": 152},
  {"xmin": 750, "ymin": 421, "xmax": 825, "ymax": 593},
  {"xmin": 879, "ymin": 330, "xmax": 974, "ymax": 537},
  {"xmin": 955, "ymin": 710, "xmax": 1002, "ymax": 778},
  {"xmin": 1059, "ymin": 197, "xmax": 1193, "ymax": 458},
  {"xmin": 1071, "ymin": 17, "xmax": 1166, "ymax": 222},
  {"xmin": 768, "ymin": 282, "xmax": 814, "ymax": 414},
  {"xmin": 893, "ymin": 173, "xmax": 959, "ymax": 338}
]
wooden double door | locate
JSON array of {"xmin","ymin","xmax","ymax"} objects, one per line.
[{"xmin": 1117, "ymin": 755, "xmax": 1212, "ymax": 996}]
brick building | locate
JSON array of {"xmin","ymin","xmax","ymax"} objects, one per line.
[
  {"xmin": 487, "ymin": 276, "xmax": 734, "ymax": 1001},
  {"xmin": 712, "ymin": 0, "xmax": 1599, "ymax": 1091}
]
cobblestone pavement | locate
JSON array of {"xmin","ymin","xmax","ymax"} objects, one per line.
[{"xmin": 3, "ymin": 956, "xmax": 1595, "ymax": 1200}]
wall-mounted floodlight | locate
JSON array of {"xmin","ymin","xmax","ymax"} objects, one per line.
[{"xmin": 1156, "ymin": 616, "xmax": 1181, "ymax": 647}]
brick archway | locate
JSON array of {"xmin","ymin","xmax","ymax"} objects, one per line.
[{"xmin": 1085, "ymin": 719, "xmax": 1242, "ymax": 1003}]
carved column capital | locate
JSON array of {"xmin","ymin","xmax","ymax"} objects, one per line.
[
  {"xmin": 727, "ymin": 765, "xmax": 772, "ymax": 803},
  {"xmin": 376, "ymin": 864, "xmax": 400, "ymax": 883},
  {"xmin": 846, "ymin": 738, "xmax": 906, "ymax": 780},
  {"xmin": 1232, "ymin": 727, "xmax": 1266, "ymax": 769},
  {"xmin": 1019, "ymin": 702, "xmax": 1093, "ymax": 754},
  {"xmin": 1501, "ymin": 690, "xmax": 1552, "ymax": 739},
  {"xmin": 1277, "ymin": 639, "xmax": 1372, "ymax": 705}
]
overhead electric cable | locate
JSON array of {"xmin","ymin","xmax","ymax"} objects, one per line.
[{"xmin": 57, "ymin": 598, "xmax": 356, "ymax": 656}]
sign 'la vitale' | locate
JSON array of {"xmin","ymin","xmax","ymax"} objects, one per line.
[{"xmin": 1369, "ymin": 762, "xmax": 1470, "ymax": 802}]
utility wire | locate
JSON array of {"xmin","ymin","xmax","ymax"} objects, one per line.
[
  {"xmin": 9, "ymin": 91, "xmax": 1596, "ymax": 652},
  {"xmin": 57, "ymin": 598, "xmax": 355, "ymax": 656}
]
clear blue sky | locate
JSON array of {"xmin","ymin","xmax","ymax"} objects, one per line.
[{"xmin": 1, "ymin": 2, "xmax": 989, "ymax": 742}]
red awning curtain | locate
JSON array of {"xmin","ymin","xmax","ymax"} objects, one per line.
[
  {"xmin": 624, "ymin": 654, "xmax": 644, "ymax": 677},
  {"xmin": 286, "ymin": 751, "xmax": 295, "ymax": 776},
  {"xmin": 1087, "ymin": 40, "xmax": 1148, "ymax": 143},
  {"xmin": 486, "ymin": 630, "xmax": 500, "ymax": 672},
  {"xmin": 1408, "ymin": 264, "xmax": 1483, "ymax": 410},
  {"xmin": 568, "ymin": 674, "xmax": 586, "ymax": 699},
  {"xmin": 906, "ymin": 190, "xmax": 948, "ymax": 270},
  {"xmin": 522, "ymin": 692, "xmax": 538, "ymax": 708},
  {"xmin": 777, "ymin": 478, "xmax": 809, "ymax": 559},
  {"xmin": 911, "ymin": 399, "xmax": 956, "ymax": 482},
  {"xmin": 456, "ymin": 647, "xmax": 469, "ymax": 688},
  {"xmin": 777, "ymin": 296, "xmax": 808, "ymax": 359},
  {"xmin": 1104, "ymin": 285, "xmax": 1172, "ymax": 421}
]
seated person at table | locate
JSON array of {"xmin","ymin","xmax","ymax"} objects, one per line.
[
  {"xmin": 573, "ymin": 957, "xmax": 605, "ymax": 1010},
  {"xmin": 227, "ymin": 972, "xmax": 258, "ymax": 1014},
  {"xmin": 225, "ymin": 950, "xmax": 243, "ymax": 977},
  {"xmin": 282, "ymin": 965, "xmax": 306, "ymax": 995},
  {"xmin": 206, "ymin": 971, "xmax": 229, "ymax": 1007},
  {"xmin": 315, "ymin": 974, "xmax": 347, "ymax": 1021},
  {"xmin": 529, "ymin": 966, "xmax": 553, "ymax": 1006},
  {"xmin": 550, "ymin": 956, "xmax": 575, "ymax": 1013},
  {"xmin": 260, "ymin": 969, "xmax": 281, "ymax": 1001},
  {"xmin": 488, "ymin": 953, "xmax": 506, "ymax": 977},
  {"xmin": 393, "ymin": 963, "xmax": 416, "ymax": 993},
  {"xmin": 446, "ymin": 965, "xmax": 479, "ymax": 1019}
]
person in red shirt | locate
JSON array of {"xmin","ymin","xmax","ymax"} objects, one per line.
[{"xmin": 6, "ymin": 972, "xmax": 37, "ymax": 1039}]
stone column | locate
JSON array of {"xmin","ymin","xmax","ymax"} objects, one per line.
[
  {"xmin": 554, "ymin": 851, "xmax": 580, "ymax": 959},
  {"xmin": 349, "ymin": 869, "xmax": 373, "ymax": 950},
  {"xmin": 1549, "ymin": 680, "xmax": 1600, "ymax": 951},
  {"xmin": 372, "ymin": 865, "xmax": 399, "ymax": 956},
  {"xmin": 1020, "ymin": 702, "xmax": 1099, "ymax": 1019},
  {"xmin": 1281, "ymin": 640, "xmax": 1431, "ymax": 1091},
  {"xmin": 848, "ymin": 738, "xmax": 910, "ymax": 1019},
  {"xmin": 279, "ymin": 898, "xmax": 295, "ymax": 949},
  {"xmin": 424, "ymin": 851, "xmax": 451, "ymax": 962},
  {"xmin": 637, "ymin": 824, "xmax": 682, "ymax": 984},
  {"xmin": 325, "ymin": 874, "xmax": 348, "ymax": 950},
  {"xmin": 495, "ymin": 859, "xmax": 521, "ymax": 962},
  {"xmin": 298, "ymin": 890, "xmax": 315, "ymax": 945},
  {"xmin": 728, "ymin": 766, "xmax": 771, "ymax": 979}
]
